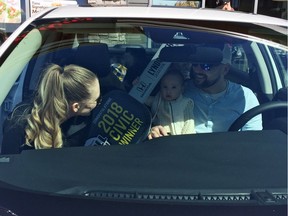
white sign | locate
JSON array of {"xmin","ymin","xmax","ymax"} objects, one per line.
[
  {"xmin": 30, "ymin": 0, "xmax": 77, "ymax": 16},
  {"xmin": 129, "ymin": 44, "xmax": 171, "ymax": 103},
  {"xmin": 0, "ymin": 0, "xmax": 21, "ymax": 23}
]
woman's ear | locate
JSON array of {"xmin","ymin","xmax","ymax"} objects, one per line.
[{"xmin": 71, "ymin": 102, "xmax": 80, "ymax": 113}]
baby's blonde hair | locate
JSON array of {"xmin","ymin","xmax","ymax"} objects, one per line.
[{"xmin": 160, "ymin": 69, "xmax": 185, "ymax": 86}]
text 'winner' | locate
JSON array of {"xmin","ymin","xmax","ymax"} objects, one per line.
[{"xmin": 86, "ymin": 98, "xmax": 144, "ymax": 146}]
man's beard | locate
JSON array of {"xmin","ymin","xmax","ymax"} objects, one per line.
[{"xmin": 191, "ymin": 73, "xmax": 221, "ymax": 89}]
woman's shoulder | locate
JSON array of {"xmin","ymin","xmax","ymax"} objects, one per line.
[
  {"xmin": 4, "ymin": 102, "xmax": 32, "ymax": 128},
  {"xmin": 2, "ymin": 101, "xmax": 33, "ymax": 154},
  {"xmin": 13, "ymin": 102, "xmax": 32, "ymax": 114}
]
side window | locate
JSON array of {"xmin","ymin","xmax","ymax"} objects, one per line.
[
  {"xmin": 269, "ymin": 47, "xmax": 288, "ymax": 87},
  {"xmin": 231, "ymin": 45, "xmax": 249, "ymax": 72}
]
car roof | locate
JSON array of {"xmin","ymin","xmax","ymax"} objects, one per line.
[{"xmin": 41, "ymin": 5, "xmax": 288, "ymax": 27}]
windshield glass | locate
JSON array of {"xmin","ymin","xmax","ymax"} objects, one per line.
[
  {"xmin": 0, "ymin": 17, "xmax": 287, "ymax": 145},
  {"xmin": 0, "ymin": 15, "xmax": 286, "ymax": 215}
]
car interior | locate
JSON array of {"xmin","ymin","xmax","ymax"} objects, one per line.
[{"xmin": 0, "ymin": 18, "xmax": 287, "ymax": 153}]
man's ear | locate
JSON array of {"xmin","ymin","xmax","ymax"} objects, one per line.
[
  {"xmin": 222, "ymin": 63, "xmax": 230, "ymax": 76},
  {"xmin": 71, "ymin": 102, "xmax": 80, "ymax": 113}
]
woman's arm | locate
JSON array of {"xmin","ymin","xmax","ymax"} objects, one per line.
[
  {"xmin": 1, "ymin": 103, "xmax": 32, "ymax": 154},
  {"xmin": 2, "ymin": 117, "xmax": 26, "ymax": 154}
]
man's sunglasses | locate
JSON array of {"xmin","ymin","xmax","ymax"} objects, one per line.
[{"xmin": 192, "ymin": 63, "xmax": 220, "ymax": 71}]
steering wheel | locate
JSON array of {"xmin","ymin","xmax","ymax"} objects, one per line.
[{"xmin": 228, "ymin": 101, "xmax": 288, "ymax": 131}]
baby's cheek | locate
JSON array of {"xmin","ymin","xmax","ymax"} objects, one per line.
[{"xmin": 160, "ymin": 90, "xmax": 166, "ymax": 97}]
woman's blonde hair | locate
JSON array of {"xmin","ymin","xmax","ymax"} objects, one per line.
[{"xmin": 25, "ymin": 64, "xmax": 98, "ymax": 149}]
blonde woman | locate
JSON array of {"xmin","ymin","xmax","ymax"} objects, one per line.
[{"xmin": 2, "ymin": 64, "xmax": 101, "ymax": 154}]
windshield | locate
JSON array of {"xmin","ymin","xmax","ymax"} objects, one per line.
[{"xmin": 0, "ymin": 14, "xmax": 286, "ymax": 216}]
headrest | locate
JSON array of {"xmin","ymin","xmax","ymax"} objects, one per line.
[
  {"xmin": 125, "ymin": 47, "xmax": 146, "ymax": 59},
  {"xmin": 74, "ymin": 43, "xmax": 111, "ymax": 78}
]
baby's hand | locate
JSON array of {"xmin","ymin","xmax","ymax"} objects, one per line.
[{"xmin": 148, "ymin": 125, "xmax": 168, "ymax": 139}]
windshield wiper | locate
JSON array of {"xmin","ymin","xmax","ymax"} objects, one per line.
[{"xmin": 58, "ymin": 186, "xmax": 287, "ymax": 205}]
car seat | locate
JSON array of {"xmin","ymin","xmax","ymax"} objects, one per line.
[
  {"xmin": 73, "ymin": 42, "xmax": 125, "ymax": 94},
  {"xmin": 74, "ymin": 42, "xmax": 111, "ymax": 78}
]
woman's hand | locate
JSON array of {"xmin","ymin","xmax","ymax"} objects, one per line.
[{"xmin": 148, "ymin": 125, "xmax": 168, "ymax": 139}]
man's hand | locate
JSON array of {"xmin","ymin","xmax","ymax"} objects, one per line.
[{"xmin": 148, "ymin": 125, "xmax": 168, "ymax": 139}]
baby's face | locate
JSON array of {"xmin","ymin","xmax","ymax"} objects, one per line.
[{"xmin": 160, "ymin": 74, "xmax": 183, "ymax": 101}]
